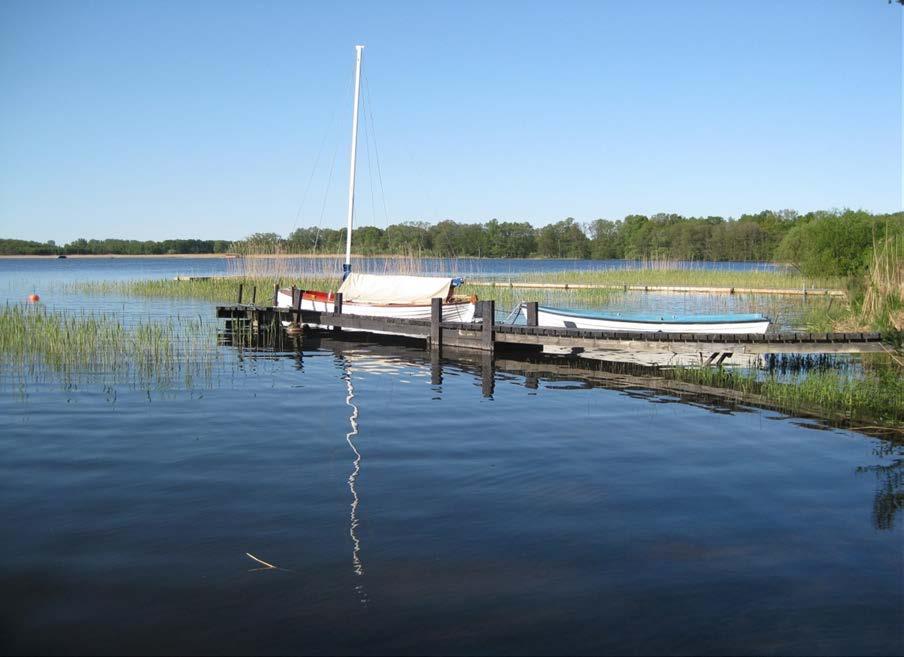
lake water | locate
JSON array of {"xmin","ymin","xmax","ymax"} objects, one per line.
[
  {"xmin": 0, "ymin": 256, "xmax": 817, "ymax": 331},
  {"xmin": 0, "ymin": 258, "xmax": 901, "ymax": 655}
]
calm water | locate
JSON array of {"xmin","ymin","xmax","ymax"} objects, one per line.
[
  {"xmin": 0, "ymin": 256, "xmax": 818, "ymax": 330},
  {"xmin": 0, "ymin": 256, "xmax": 788, "ymax": 286},
  {"xmin": 0, "ymin": 259, "xmax": 901, "ymax": 656}
]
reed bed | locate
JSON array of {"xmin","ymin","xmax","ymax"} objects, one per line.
[
  {"xmin": 862, "ymin": 235, "xmax": 903, "ymax": 331},
  {"xmin": 506, "ymin": 267, "xmax": 844, "ymax": 291},
  {"xmin": 0, "ymin": 304, "xmax": 223, "ymax": 390},
  {"xmin": 798, "ymin": 235, "xmax": 904, "ymax": 334},
  {"xmin": 63, "ymin": 276, "xmax": 340, "ymax": 304},
  {"xmin": 665, "ymin": 365, "xmax": 904, "ymax": 428}
]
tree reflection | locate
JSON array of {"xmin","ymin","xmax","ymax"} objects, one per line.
[{"xmin": 857, "ymin": 443, "xmax": 903, "ymax": 531}]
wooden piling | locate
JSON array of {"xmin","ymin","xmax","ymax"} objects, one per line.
[
  {"xmin": 431, "ymin": 297, "xmax": 443, "ymax": 353},
  {"xmin": 526, "ymin": 301, "xmax": 538, "ymax": 327},
  {"xmin": 237, "ymin": 283, "xmax": 244, "ymax": 304},
  {"xmin": 334, "ymin": 292, "xmax": 343, "ymax": 332},
  {"xmin": 481, "ymin": 299, "xmax": 495, "ymax": 352},
  {"xmin": 251, "ymin": 286, "xmax": 257, "ymax": 304},
  {"xmin": 272, "ymin": 282, "xmax": 280, "ymax": 306},
  {"xmin": 286, "ymin": 287, "xmax": 304, "ymax": 335}
]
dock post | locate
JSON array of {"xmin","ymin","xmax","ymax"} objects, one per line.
[
  {"xmin": 272, "ymin": 282, "xmax": 280, "ymax": 307},
  {"xmin": 526, "ymin": 301, "xmax": 538, "ymax": 327},
  {"xmin": 334, "ymin": 292, "xmax": 343, "ymax": 332},
  {"xmin": 237, "ymin": 283, "xmax": 244, "ymax": 304},
  {"xmin": 286, "ymin": 287, "xmax": 303, "ymax": 336},
  {"xmin": 431, "ymin": 297, "xmax": 443, "ymax": 354},
  {"xmin": 481, "ymin": 299, "xmax": 495, "ymax": 352},
  {"xmin": 251, "ymin": 286, "xmax": 257, "ymax": 304}
]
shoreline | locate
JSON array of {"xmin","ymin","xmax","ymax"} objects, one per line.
[
  {"xmin": 0, "ymin": 252, "xmax": 792, "ymax": 265},
  {"xmin": 0, "ymin": 253, "xmax": 451, "ymax": 260},
  {"xmin": 0, "ymin": 253, "xmax": 239, "ymax": 260}
]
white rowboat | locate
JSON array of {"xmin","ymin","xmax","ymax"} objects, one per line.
[{"xmin": 522, "ymin": 304, "xmax": 771, "ymax": 334}]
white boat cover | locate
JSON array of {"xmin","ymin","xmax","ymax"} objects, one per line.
[{"xmin": 337, "ymin": 272, "xmax": 454, "ymax": 305}]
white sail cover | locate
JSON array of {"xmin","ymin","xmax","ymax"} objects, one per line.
[{"xmin": 337, "ymin": 272, "xmax": 454, "ymax": 305}]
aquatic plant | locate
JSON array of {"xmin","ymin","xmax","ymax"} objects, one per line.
[
  {"xmin": 0, "ymin": 304, "xmax": 223, "ymax": 390},
  {"xmin": 503, "ymin": 266, "xmax": 843, "ymax": 291},
  {"xmin": 862, "ymin": 235, "xmax": 904, "ymax": 331},
  {"xmin": 665, "ymin": 364, "xmax": 904, "ymax": 429},
  {"xmin": 63, "ymin": 276, "xmax": 339, "ymax": 304}
]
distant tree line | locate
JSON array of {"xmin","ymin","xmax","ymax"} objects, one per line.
[
  {"xmin": 0, "ymin": 238, "xmax": 232, "ymax": 256},
  {"xmin": 4, "ymin": 209, "xmax": 902, "ymax": 277},
  {"xmin": 243, "ymin": 209, "xmax": 903, "ymax": 277}
]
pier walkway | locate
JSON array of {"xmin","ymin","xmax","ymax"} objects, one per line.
[{"xmin": 216, "ymin": 296, "xmax": 890, "ymax": 360}]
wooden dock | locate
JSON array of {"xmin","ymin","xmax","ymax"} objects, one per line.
[{"xmin": 216, "ymin": 296, "xmax": 890, "ymax": 359}]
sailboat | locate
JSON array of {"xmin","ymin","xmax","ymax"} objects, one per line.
[{"xmin": 276, "ymin": 46, "xmax": 477, "ymax": 324}]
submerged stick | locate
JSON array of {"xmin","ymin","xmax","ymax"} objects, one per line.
[{"xmin": 245, "ymin": 552, "xmax": 279, "ymax": 570}]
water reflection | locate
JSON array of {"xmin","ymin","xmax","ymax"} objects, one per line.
[
  {"xmin": 221, "ymin": 329, "xmax": 904, "ymax": 532},
  {"xmin": 857, "ymin": 442, "xmax": 904, "ymax": 531},
  {"xmin": 340, "ymin": 356, "xmax": 368, "ymax": 605}
]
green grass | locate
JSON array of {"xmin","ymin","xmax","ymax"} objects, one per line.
[
  {"xmin": 665, "ymin": 365, "xmax": 904, "ymax": 428},
  {"xmin": 63, "ymin": 276, "xmax": 341, "ymax": 304},
  {"xmin": 503, "ymin": 267, "xmax": 845, "ymax": 290}
]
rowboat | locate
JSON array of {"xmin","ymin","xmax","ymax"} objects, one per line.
[
  {"xmin": 521, "ymin": 304, "xmax": 770, "ymax": 334},
  {"xmin": 276, "ymin": 46, "xmax": 476, "ymax": 329}
]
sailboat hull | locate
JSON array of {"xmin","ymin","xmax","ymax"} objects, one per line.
[{"xmin": 276, "ymin": 289, "xmax": 476, "ymax": 335}]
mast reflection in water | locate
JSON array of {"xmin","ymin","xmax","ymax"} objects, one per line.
[{"xmin": 341, "ymin": 357, "xmax": 368, "ymax": 605}]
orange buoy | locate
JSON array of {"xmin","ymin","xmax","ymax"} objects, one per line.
[{"xmin": 27, "ymin": 293, "xmax": 40, "ymax": 303}]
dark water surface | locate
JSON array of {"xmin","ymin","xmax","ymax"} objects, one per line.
[
  {"xmin": 1, "ymin": 335, "xmax": 901, "ymax": 656},
  {"xmin": 0, "ymin": 258, "xmax": 900, "ymax": 655}
]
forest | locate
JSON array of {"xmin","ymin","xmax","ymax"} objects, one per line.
[{"xmin": 4, "ymin": 209, "xmax": 902, "ymax": 278}]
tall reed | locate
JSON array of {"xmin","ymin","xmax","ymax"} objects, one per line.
[
  {"xmin": 862, "ymin": 235, "xmax": 903, "ymax": 331},
  {"xmin": 0, "ymin": 304, "xmax": 221, "ymax": 390}
]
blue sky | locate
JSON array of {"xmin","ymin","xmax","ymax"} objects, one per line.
[{"xmin": 0, "ymin": 1, "xmax": 901, "ymax": 242}]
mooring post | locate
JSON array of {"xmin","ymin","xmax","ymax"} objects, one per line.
[
  {"xmin": 431, "ymin": 297, "xmax": 443, "ymax": 354},
  {"xmin": 251, "ymin": 286, "xmax": 257, "ymax": 304},
  {"xmin": 295, "ymin": 288, "xmax": 304, "ymax": 324},
  {"xmin": 286, "ymin": 286, "xmax": 304, "ymax": 336},
  {"xmin": 237, "ymin": 283, "xmax": 244, "ymax": 305},
  {"xmin": 481, "ymin": 299, "xmax": 495, "ymax": 351},
  {"xmin": 526, "ymin": 301, "xmax": 538, "ymax": 327},
  {"xmin": 272, "ymin": 282, "xmax": 280, "ymax": 307},
  {"xmin": 334, "ymin": 292, "xmax": 343, "ymax": 332}
]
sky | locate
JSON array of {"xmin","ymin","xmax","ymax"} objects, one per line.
[{"xmin": 0, "ymin": 0, "xmax": 901, "ymax": 243}]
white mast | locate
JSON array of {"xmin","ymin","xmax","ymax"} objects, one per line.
[{"xmin": 343, "ymin": 45, "xmax": 364, "ymax": 278}]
